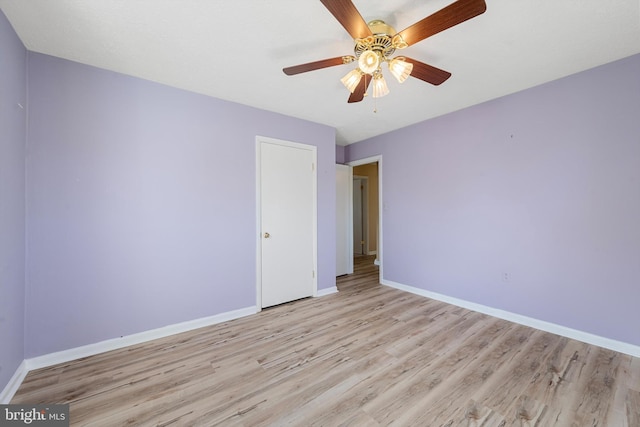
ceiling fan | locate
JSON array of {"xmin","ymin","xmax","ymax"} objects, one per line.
[{"xmin": 283, "ymin": 0, "xmax": 487, "ymax": 103}]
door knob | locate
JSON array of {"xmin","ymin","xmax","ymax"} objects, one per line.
[{"xmin": 264, "ymin": 232, "xmax": 270, "ymax": 238}]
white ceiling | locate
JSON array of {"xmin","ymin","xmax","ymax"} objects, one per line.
[{"xmin": 1, "ymin": 0, "xmax": 639, "ymax": 145}]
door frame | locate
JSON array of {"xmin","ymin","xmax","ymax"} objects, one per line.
[
  {"xmin": 348, "ymin": 155, "xmax": 383, "ymax": 277},
  {"xmin": 255, "ymin": 136, "xmax": 318, "ymax": 311},
  {"xmin": 353, "ymin": 175, "xmax": 369, "ymax": 256}
]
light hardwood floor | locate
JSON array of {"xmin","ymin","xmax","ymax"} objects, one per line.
[{"xmin": 12, "ymin": 256, "xmax": 640, "ymax": 426}]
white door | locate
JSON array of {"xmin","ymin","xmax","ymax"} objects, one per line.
[
  {"xmin": 258, "ymin": 139, "xmax": 316, "ymax": 308},
  {"xmin": 336, "ymin": 164, "xmax": 353, "ymax": 275}
]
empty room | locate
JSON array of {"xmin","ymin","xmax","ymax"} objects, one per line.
[{"xmin": 1, "ymin": 1, "xmax": 639, "ymax": 425}]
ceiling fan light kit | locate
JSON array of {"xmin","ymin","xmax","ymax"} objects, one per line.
[
  {"xmin": 357, "ymin": 49, "xmax": 381, "ymax": 74},
  {"xmin": 372, "ymin": 71, "xmax": 390, "ymax": 98},
  {"xmin": 283, "ymin": 0, "xmax": 487, "ymax": 104},
  {"xmin": 341, "ymin": 68, "xmax": 363, "ymax": 93},
  {"xmin": 388, "ymin": 57, "xmax": 413, "ymax": 84}
]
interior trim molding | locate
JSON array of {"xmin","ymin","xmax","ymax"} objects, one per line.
[
  {"xmin": 348, "ymin": 155, "xmax": 383, "ymax": 282},
  {"xmin": 315, "ymin": 286, "xmax": 338, "ymax": 297},
  {"xmin": 2, "ymin": 306, "xmax": 256, "ymax": 402},
  {"xmin": 26, "ymin": 306, "xmax": 258, "ymax": 372},
  {"xmin": 3, "ymin": 290, "xmax": 339, "ymax": 402},
  {"xmin": 0, "ymin": 360, "xmax": 28, "ymax": 404},
  {"xmin": 382, "ymin": 279, "xmax": 640, "ymax": 358}
]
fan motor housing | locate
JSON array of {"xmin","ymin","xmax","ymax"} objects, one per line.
[{"xmin": 354, "ymin": 20, "xmax": 397, "ymax": 60}]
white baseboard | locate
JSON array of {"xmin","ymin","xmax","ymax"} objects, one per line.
[
  {"xmin": 0, "ymin": 360, "xmax": 28, "ymax": 404},
  {"xmin": 316, "ymin": 286, "xmax": 338, "ymax": 297},
  {"xmin": 0, "ymin": 306, "xmax": 256, "ymax": 402},
  {"xmin": 25, "ymin": 306, "xmax": 258, "ymax": 372},
  {"xmin": 382, "ymin": 279, "xmax": 640, "ymax": 358}
]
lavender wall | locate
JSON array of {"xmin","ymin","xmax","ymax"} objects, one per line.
[
  {"xmin": 0, "ymin": 11, "xmax": 27, "ymax": 390},
  {"xmin": 347, "ymin": 54, "xmax": 640, "ymax": 346},
  {"xmin": 25, "ymin": 53, "xmax": 336, "ymax": 357},
  {"xmin": 336, "ymin": 145, "xmax": 346, "ymax": 164}
]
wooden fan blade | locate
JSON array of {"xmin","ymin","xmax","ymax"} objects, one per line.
[
  {"xmin": 320, "ymin": 0, "xmax": 372, "ymax": 40},
  {"xmin": 404, "ymin": 57, "xmax": 452, "ymax": 86},
  {"xmin": 283, "ymin": 56, "xmax": 354, "ymax": 75},
  {"xmin": 348, "ymin": 74, "xmax": 371, "ymax": 103},
  {"xmin": 394, "ymin": 0, "xmax": 486, "ymax": 47}
]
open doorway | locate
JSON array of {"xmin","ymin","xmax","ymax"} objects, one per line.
[
  {"xmin": 349, "ymin": 156, "xmax": 382, "ymax": 278},
  {"xmin": 353, "ymin": 175, "xmax": 368, "ymax": 256}
]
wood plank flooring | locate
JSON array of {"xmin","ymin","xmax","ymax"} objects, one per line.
[{"xmin": 12, "ymin": 255, "xmax": 640, "ymax": 426}]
